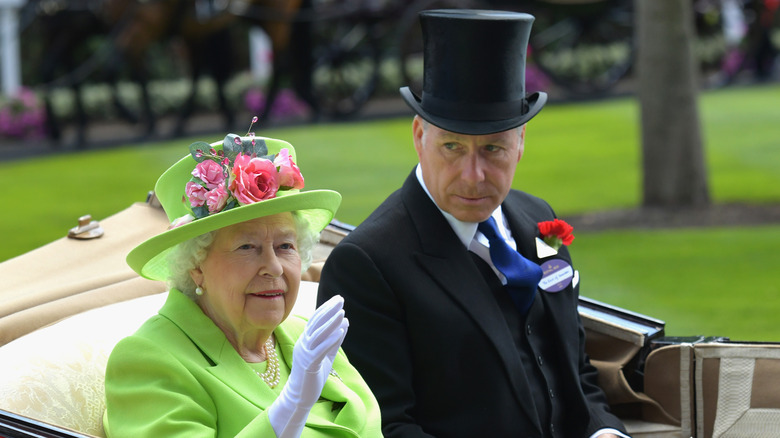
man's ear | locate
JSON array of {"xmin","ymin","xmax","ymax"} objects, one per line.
[
  {"xmin": 517, "ymin": 125, "xmax": 527, "ymax": 162},
  {"xmin": 412, "ymin": 115, "xmax": 424, "ymax": 157}
]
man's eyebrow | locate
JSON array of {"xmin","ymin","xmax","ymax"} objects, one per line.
[{"xmin": 438, "ymin": 133, "xmax": 466, "ymax": 142}]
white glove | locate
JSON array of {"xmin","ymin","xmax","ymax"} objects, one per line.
[{"xmin": 268, "ymin": 295, "xmax": 348, "ymax": 438}]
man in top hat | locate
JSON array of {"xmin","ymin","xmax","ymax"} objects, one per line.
[{"xmin": 318, "ymin": 9, "xmax": 628, "ymax": 437}]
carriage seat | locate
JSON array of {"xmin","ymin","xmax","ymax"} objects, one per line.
[{"xmin": 0, "ymin": 281, "xmax": 321, "ymax": 438}]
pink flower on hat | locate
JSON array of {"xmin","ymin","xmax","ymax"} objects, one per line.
[
  {"xmin": 181, "ymin": 126, "xmax": 310, "ymax": 222},
  {"xmin": 206, "ymin": 184, "xmax": 229, "ymax": 213},
  {"xmin": 185, "ymin": 181, "xmax": 208, "ymax": 207},
  {"xmin": 192, "ymin": 159, "xmax": 226, "ymax": 190},
  {"xmin": 274, "ymin": 148, "xmax": 305, "ymax": 190},
  {"xmin": 229, "ymin": 153, "xmax": 280, "ymax": 205}
]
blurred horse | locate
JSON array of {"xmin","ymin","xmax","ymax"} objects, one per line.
[
  {"xmin": 25, "ymin": 0, "xmax": 308, "ymax": 146},
  {"xmin": 102, "ymin": 0, "xmax": 308, "ymax": 136},
  {"xmin": 22, "ymin": 0, "xmax": 152, "ymax": 147}
]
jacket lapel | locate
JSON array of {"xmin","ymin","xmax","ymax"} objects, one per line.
[
  {"xmin": 160, "ymin": 290, "xmax": 280, "ymax": 409},
  {"xmin": 503, "ymin": 196, "xmax": 583, "ymax": 383}
]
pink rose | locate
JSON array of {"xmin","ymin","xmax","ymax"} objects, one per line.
[
  {"xmin": 192, "ymin": 159, "xmax": 225, "ymax": 190},
  {"xmin": 185, "ymin": 181, "xmax": 208, "ymax": 207},
  {"xmin": 229, "ymin": 153, "xmax": 280, "ymax": 204},
  {"xmin": 206, "ymin": 184, "xmax": 229, "ymax": 213},
  {"xmin": 273, "ymin": 148, "xmax": 305, "ymax": 189}
]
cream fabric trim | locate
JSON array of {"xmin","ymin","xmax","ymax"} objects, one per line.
[
  {"xmin": 695, "ymin": 344, "xmax": 780, "ymax": 438},
  {"xmin": 717, "ymin": 410, "xmax": 780, "ymax": 437},
  {"xmin": 679, "ymin": 344, "xmax": 693, "ymax": 437},
  {"xmin": 713, "ymin": 357, "xmax": 755, "ymax": 437}
]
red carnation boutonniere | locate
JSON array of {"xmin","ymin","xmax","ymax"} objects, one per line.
[{"xmin": 538, "ymin": 219, "xmax": 575, "ymax": 251}]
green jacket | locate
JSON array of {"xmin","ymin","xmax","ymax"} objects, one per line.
[{"xmin": 104, "ymin": 289, "xmax": 382, "ymax": 437}]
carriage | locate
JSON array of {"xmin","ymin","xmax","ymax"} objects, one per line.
[{"xmin": 1, "ymin": 193, "xmax": 779, "ymax": 438}]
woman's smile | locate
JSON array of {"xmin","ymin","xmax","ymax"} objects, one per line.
[{"xmin": 249, "ymin": 290, "xmax": 285, "ymax": 299}]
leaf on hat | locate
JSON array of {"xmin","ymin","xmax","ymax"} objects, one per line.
[
  {"xmin": 244, "ymin": 137, "xmax": 269, "ymax": 158},
  {"xmin": 189, "ymin": 141, "xmax": 213, "ymax": 163},
  {"xmin": 191, "ymin": 205, "xmax": 210, "ymax": 219},
  {"xmin": 223, "ymin": 134, "xmax": 242, "ymax": 162}
]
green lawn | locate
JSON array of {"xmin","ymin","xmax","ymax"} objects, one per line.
[
  {"xmin": 575, "ymin": 225, "xmax": 780, "ymax": 341},
  {"xmin": 1, "ymin": 83, "xmax": 778, "ymax": 340}
]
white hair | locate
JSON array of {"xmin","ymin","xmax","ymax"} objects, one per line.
[{"xmin": 166, "ymin": 212, "xmax": 319, "ymax": 300}]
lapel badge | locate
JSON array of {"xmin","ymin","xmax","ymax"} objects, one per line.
[{"xmin": 539, "ymin": 259, "xmax": 574, "ymax": 292}]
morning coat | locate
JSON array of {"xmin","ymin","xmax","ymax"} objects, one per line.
[{"xmin": 317, "ymin": 170, "xmax": 626, "ymax": 437}]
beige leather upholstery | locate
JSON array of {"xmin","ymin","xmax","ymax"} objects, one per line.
[{"xmin": 0, "ymin": 203, "xmax": 169, "ymax": 347}]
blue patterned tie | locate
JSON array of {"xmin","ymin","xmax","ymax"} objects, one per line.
[{"xmin": 478, "ymin": 217, "xmax": 543, "ymax": 314}]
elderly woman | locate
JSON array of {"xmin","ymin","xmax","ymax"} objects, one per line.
[{"xmin": 103, "ymin": 132, "xmax": 382, "ymax": 437}]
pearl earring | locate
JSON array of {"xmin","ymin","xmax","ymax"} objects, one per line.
[{"xmin": 195, "ymin": 286, "xmax": 204, "ymax": 296}]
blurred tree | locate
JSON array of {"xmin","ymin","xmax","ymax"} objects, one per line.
[{"xmin": 636, "ymin": 0, "xmax": 710, "ymax": 207}]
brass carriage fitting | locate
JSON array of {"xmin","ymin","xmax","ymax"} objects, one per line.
[{"xmin": 67, "ymin": 215, "xmax": 104, "ymax": 240}]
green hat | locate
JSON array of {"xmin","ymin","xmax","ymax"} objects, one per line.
[{"xmin": 127, "ymin": 133, "xmax": 341, "ymax": 281}]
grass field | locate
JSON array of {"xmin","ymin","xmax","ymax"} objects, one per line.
[{"xmin": 1, "ymin": 83, "xmax": 778, "ymax": 340}]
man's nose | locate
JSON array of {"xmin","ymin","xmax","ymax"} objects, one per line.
[{"xmin": 460, "ymin": 153, "xmax": 486, "ymax": 183}]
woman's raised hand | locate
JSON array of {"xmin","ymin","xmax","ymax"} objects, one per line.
[
  {"xmin": 296, "ymin": 295, "xmax": 349, "ymax": 376},
  {"xmin": 268, "ymin": 295, "xmax": 349, "ymax": 438}
]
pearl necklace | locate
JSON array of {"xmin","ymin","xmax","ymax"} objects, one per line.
[{"xmin": 257, "ymin": 336, "xmax": 280, "ymax": 388}]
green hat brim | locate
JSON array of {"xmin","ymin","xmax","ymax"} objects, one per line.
[{"xmin": 127, "ymin": 189, "xmax": 341, "ymax": 281}]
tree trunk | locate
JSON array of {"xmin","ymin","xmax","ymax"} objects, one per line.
[{"xmin": 636, "ymin": 0, "xmax": 710, "ymax": 207}]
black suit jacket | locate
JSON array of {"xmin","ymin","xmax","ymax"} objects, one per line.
[{"xmin": 318, "ymin": 171, "xmax": 625, "ymax": 437}]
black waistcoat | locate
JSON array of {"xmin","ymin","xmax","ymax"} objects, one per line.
[{"xmin": 470, "ymin": 253, "xmax": 584, "ymax": 437}]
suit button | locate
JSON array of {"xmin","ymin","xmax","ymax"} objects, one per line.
[
  {"xmin": 537, "ymin": 355, "xmax": 544, "ymax": 366},
  {"xmin": 549, "ymin": 388, "xmax": 555, "ymax": 399},
  {"xmin": 526, "ymin": 324, "xmax": 532, "ymax": 335}
]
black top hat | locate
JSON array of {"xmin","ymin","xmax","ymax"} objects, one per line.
[{"xmin": 400, "ymin": 9, "xmax": 547, "ymax": 135}]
